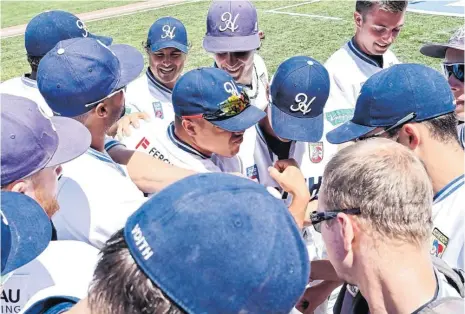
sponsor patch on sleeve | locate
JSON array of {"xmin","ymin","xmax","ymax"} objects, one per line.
[
  {"xmin": 152, "ymin": 101, "xmax": 164, "ymax": 119},
  {"xmin": 325, "ymin": 109, "xmax": 354, "ymax": 126},
  {"xmin": 430, "ymin": 228, "xmax": 449, "ymax": 258},
  {"xmin": 246, "ymin": 164, "xmax": 259, "ymax": 181}
]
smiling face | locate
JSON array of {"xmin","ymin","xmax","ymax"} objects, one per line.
[
  {"xmin": 148, "ymin": 47, "xmax": 187, "ymax": 90},
  {"xmin": 214, "ymin": 51, "xmax": 255, "ymax": 85},
  {"xmin": 445, "ymin": 48, "xmax": 464, "ymax": 121},
  {"xmin": 354, "ymin": 3, "xmax": 405, "ymax": 55}
]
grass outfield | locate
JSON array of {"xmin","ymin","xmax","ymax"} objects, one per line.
[
  {"xmin": 1, "ymin": 0, "xmax": 463, "ymax": 82},
  {"xmin": 0, "ymin": 1, "xmax": 139, "ymax": 28}
]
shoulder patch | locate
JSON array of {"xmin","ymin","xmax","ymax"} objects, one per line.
[
  {"xmin": 431, "ymin": 228, "xmax": 449, "ymax": 258},
  {"xmin": 325, "ymin": 108, "xmax": 354, "ymax": 126},
  {"xmin": 152, "ymin": 101, "xmax": 164, "ymax": 119},
  {"xmin": 308, "ymin": 142, "xmax": 324, "ymax": 163},
  {"xmin": 246, "ymin": 164, "xmax": 259, "ymax": 181}
]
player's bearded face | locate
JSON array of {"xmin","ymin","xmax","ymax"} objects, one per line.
[
  {"xmin": 355, "ymin": 6, "xmax": 404, "ymax": 55},
  {"xmin": 149, "ymin": 48, "xmax": 186, "ymax": 89},
  {"xmin": 31, "ymin": 166, "xmax": 62, "ymax": 218},
  {"xmin": 193, "ymin": 120, "xmax": 244, "ymax": 157},
  {"xmin": 214, "ymin": 51, "xmax": 255, "ymax": 85}
]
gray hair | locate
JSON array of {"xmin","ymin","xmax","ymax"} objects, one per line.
[{"xmin": 321, "ymin": 138, "xmax": 433, "ymax": 246}]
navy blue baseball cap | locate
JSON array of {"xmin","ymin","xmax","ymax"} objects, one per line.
[
  {"xmin": 172, "ymin": 67, "xmax": 265, "ymax": 132},
  {"xmin": 37, "ymin": 37, "xmax": 144, "ymax": 117},
  {"xmin": 326, "ymin": 64, "xmax": 456, "ymax": 144},
  {"xmin": 25, "ymin": 10, "xmax": 112, "ymax": 57},
  {"xmin": 203, "ymin": 0, "xmax": 260, "ymax": 53},
  {"xmin": 1, "ymin": 191, "xmax": 52, "ymax": 276},
  {"xmin": 147, "ymin": 17, "xmax": 188, "ymax": 54},
  {"xmin": 270, "ymin": 56, "xmax": 330, "ymax": 142},
  {"xmin": 124, "ymin": 173, "xmax": 309, "ymax": 314},
  {"xmin": 1, "ymin": 94, "xmax": 91, "ymax": 186}
]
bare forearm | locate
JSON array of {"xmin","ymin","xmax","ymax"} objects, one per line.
[
  {"xmin": 108, "ymin": 146, "xmax": 195, "ymax": 193},
  {"xmin": 289, "ymin": 193, "xmax": 309, "ymax": 229}
]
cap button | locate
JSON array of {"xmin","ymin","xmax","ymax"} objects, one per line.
[
  {"xmin": 307, "ymin": 61, "xmax": 314, "ymax": 66},
  {"xmin": 57, "ymin": 48, "xmax": 65, "ymax": 55}
]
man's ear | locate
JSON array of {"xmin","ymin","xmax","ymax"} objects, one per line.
[
  {"xmin": 95, "ymin": 102, "xmax": 108, "ymax": 118},
  {"xmin": 9, "ymin": 180, "xmax": 29, "ymax": 194},
  {"xmin": 182, "ymin": 119, "xmax": 197, "ymax": 137},
  {"xmin": 337, "ymin": 213, "xmax": 355, "ymax": 252},
  {"xmin": 397, "ymin": 124, "xmax": 421, "ymax": 151},
  {"xmin": 354, "ymin": 12, "xmax": 363, "ymax": 29}
]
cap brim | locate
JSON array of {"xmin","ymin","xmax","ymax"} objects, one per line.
[
  {"xmin": 1, "ymin": 191, "xmax": 51, "ymax": 275},
  {"xmin": 46, "ymin": 117, "xmax": 91, "ymax": 167},
  {"xmin": 110, "ymin": 44, "xmax": 145, "ymax": 89},
  {"xmin": 271, "ymin": 105, "xmax": 324, "ymax": 142},
  {"xmin": 203, "ymin": 34, "xmax": 260, "ymax": 53},
  {"xmin": 211, "ymin": 105, "xmax": 266, "ymax": 132},
  {"xmin": 89, "ymin": 33, "xmax": 113, "ymax": 47},
  {"xmin": 326, "ymin": 120, "xmax": 376, "ymax": 144},
  {"xmin": 420, "ymin": 43, "xmax": 463, "ymax": 58},
  {"xmin": 150, "ymin": 41, "xmax": 188, "ymax": 54}
]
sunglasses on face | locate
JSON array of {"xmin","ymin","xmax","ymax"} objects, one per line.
[
  {"xmin": 310, "ymin": 208, "xmax": 361, "ymax": 233},
  {"xmin": 85, "ymin": 86, "xmax": 127, "ymax": 108},
  {"xmin": 356, "ymin": 112, "xmax": 417, "ymax": 141},
  {"xmin": 442, "ymin": 63, "xmax": 464, "ymax": 82},
  {"xmin": 183, "ymin": 92, "xmax": 250, "ymax": 121}
]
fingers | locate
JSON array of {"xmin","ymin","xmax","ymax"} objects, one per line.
[{"xmin": 268, "ymin": 166, "xmax": 282, "ymax": 182}]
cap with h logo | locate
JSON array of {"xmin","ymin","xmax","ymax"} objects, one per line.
[
  {"xmin": 270, "ymin": 56, "xmax": 330, "ymax": 142},
  {"xmin": 421, "ymin": 26, "xmax": 464, "ymax": 58},
  {"xmin": 25, "ymin": 10, "xmax": 112, "ymax": 57},
  {"xmin": 124, "ymin": 172, "xmax": 309, "ymax": 314},
  {"xmin": 37, "ymin": 37, "xmax": 144, "ymax": 117},
  {"xmin": 203, "ymin": 0, "xmax": 260, "ymax": 53},
  {"xmin": 172, "ymin": 67, "xmax": 265, "ymax": 132},
  {"xmin": 326, "ymin": 64, "xmax": 455, "ymax": 144},
  {"xmin": 147, "ymin": 17, "xmax": 188, "ymax": 54},
  {"xmin": 1, "ymin": 94, "xmax": 90, "ymax": 186},
  {"xmin": 2, "ymin": 191, "xmax": 52, "ymax": 276}
]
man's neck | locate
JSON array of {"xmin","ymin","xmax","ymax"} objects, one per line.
[
  {"xmin": 353, "ymin": 33, "xmax": 373, "ymax": 56},
  {"xmin": 422, "ymin": 142, "xmax": 465, "ymax": 194},
  {"xmin": 91, "ymin": 133, "xmax": 105, "ymax": 153},
  {"xmin": 27, "ymin": 71, "xmax": 37, "ymax": 81},
  {"xmin": 173, "ymin": 126, "xmax": 212, "ymax": 157},
  {"xmin": 357, "ymin": 245, "xmax": 436, "ymax": 314}
]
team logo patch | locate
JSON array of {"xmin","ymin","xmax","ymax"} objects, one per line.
[
  {"xmin": 219, "ymin": 12, "xmax": 239, "ymax": 32},
  {"xmin": 347, "ymin": 284, "xmax": 360, "ymax": 297},
  {"xmin": 291, "ymin": 93, "xmax": 315, "ymax": 115},
  {"xmin": 161, "ymin": 25, "xmax": 176, "ymax": 39},
  {"xmin": 325, "ymin": 109, "xmax": 354, "ymax": 126},
  {"xmin": 308, "ymin": 142, "xmax": 323, "ymax": 163},
  {"xmin": 136, "ymin": 137, "xmax": 150, "ymax": 150},
  {"xmin": 152, "ymin": 101, "xmax": 164, "ymax": 119},
  {"xmin": 430, "ymin": 228, "xmax": 449, "ymax": 258},
  {"xmin": 246, "ymin": 164, "xmax": 259, "ymax": 181}
]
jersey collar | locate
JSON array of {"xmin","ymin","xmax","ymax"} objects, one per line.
[
  {"xmin": 167, "ymin": 123, "xmax": 209, "ymax": 159},
  {"xmin": 86, "ymin": 148, "xmax": 127, "ymax": 177},
  {"xmin": 348, "ymin": 37, "xmax": 383, "ymax": 68},
  {"xmin": 21, "ymin": 74, "xmax": 38, "ymax": 88},
  {"xmin": 146, "ymin": 67, "xmax": 172, "ymax": 94},
  {"xmin": 433, "ymin": 174, "xmax": 464, "ymax": 204}
]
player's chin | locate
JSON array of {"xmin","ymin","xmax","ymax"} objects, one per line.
[{"xmin": 373, "ymin": 43, "xmax": 389, "ymax": 53}]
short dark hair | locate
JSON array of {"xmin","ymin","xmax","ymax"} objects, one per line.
[
  {"xmin": 387, "ymin": 112, "xmax": 460, "ymax": 145},
  {"xmin": 27, "ymin": 55, "xmax": 42, "ymax": 73},
  {"xmin": 88, "ymin": 229, "xmax": 186, "ymax": 314},
  {"xmin": 356, "ymin": 0, "xmax": 408, "ymax": 15}
]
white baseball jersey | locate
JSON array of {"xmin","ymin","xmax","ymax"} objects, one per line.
[
  {"xmin": 2, "ymin": 240, "xmax": 98, "ymax": 314},
  {"xmin": 430, "ymin": 175, "xmax": 464, "ymax": 270},
  {"xmin": 124, "ymin": 68, "xmax": 175, "ymax": 123},
  {"xmin": 0, "ymin": 75, "xmax": 53, "ymax": 117},
  {"xmin": 244, "ymin": 54, "xmax": 269, "ymax": 111},
  {"xmin": 120, "ymin": 120, "xmax": 242, "ymax": 173},
  {"xmin": 325, "ymin": 38, "xmax": 400, "ymax": 110},
  {"xmin": 53, "ymin": 147, "xmax": 146, "ymax": 249},
  {"xmin": 458, "ymin": 123, "xmax": 464, "ymax": 150}
]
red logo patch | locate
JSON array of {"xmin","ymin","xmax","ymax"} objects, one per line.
[
  {"xmin": 136, "ymin": 137, "xmax": 150, "ymax": 150},
  {"xmin": 308, "ymin": 142, "xmax": 324, "ymax": 163}
]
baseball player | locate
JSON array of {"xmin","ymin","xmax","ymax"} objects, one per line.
[
  {"xmin": 203, "ymin": 0, "xmax": 269, "ymax": 112},
  {"xmin": 120, "ymin": 67, "xmax": 265, "ymax": 173},
  {"xmin": 324, "ymin": 0, "xmax": 405, "ymax": 118},
  {"xmin": 327, "ymin": 64, "xmax": 464, "ymax": 270},
  {"xmin": 421, "ymin": 26, "xmax": 465, "ymax": 149},
  {"xmin": 123, "ymin": 17, "xmax": 189, "ymax": 123},
  {"xmin": 1, "ymin": 94, "xmax": 100, "ymax": 313},
  {"xmin": 0, "ymin": 10, "xmax": 112, "ymax": 117}
]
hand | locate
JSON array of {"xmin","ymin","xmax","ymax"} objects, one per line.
[
  {"xmin": 116, "ymin": 112, "xmax": 151, "ymax": 140},
  {"xmin": 269, "ymin": 164, "xmax": 308, "ymax": 200},
  {"xmin": 295, "ymin": 281, "xmax": 343, "ymax": 314},
  {"xmin": 273, "ymin": 158, "xmax": 299, "ymax": 172}
]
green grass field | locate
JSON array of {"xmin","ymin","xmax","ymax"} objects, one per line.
[{"xmin": 1, "ymin": 0, "xmax": 463, "ymax": 82}]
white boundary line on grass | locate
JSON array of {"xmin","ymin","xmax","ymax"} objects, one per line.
[
  {"xmin": 407, "ymin": 8, "xmax": 464, "ymax": 17},
  {"xmin": 263, "ymin": 0, "xmax": 343, "ymax": 21}
]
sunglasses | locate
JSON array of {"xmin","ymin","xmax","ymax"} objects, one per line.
[
  {"xmin": 85, "ymin": 86, "xmax": 127, "ymax": 108},
  {"xmin": 183, "ymin": 92, "xmax": 250, "ymax": 121},
  {"xmin": 310, "ymin": 208, "xmax": 361, "ymax": 233},
  {"xmin": 356, "ymin": 112, "xmax": 417, "ymax": 141},
  {"xmin": 442, "ymin": 63, "xmax": 464, "ymax": 82}
]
